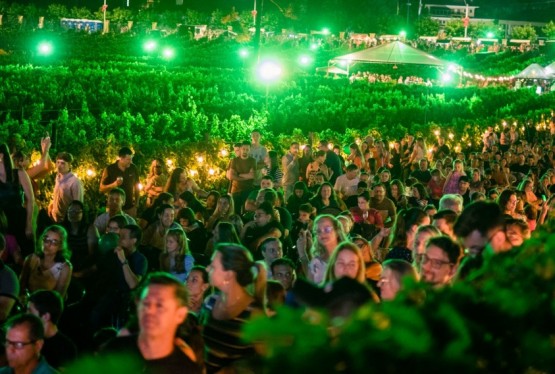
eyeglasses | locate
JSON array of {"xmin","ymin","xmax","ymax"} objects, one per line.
[
  {"xmin": 316, "ymin": 226, "xmax": 334, "ymax": 234},
  {"xmin": 420, "ymin": 254, "xmax": 451, "ymax": 269},
  {"xmin": 4, "ymin": 339, "xmax": 37, "ymax": 349},
  {"xmin": 42, "ymin": 238, "xmax": 60, "ymax": 246}
]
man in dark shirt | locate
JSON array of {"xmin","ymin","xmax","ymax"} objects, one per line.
[
  {"xmin": 100, "ymin": 147, "xmax": 140, "ymax": 217},
  {"xmin": 28, "ymin": 290, "xmax": 77, "ymax": 370},
  {"xmin": 319, "ymin": 140, "xmax": 342, "ymax": 185},
  {"xmin": 228, "ymin": 141, "xmax": 256, "ymax": 214},
  {"xmin": 410, "ymin": 158, "xmax": 432, "ymax": 184},
  {"xmin": 104, "ymin": 272, "xmax": 201, "ymax": 374}
]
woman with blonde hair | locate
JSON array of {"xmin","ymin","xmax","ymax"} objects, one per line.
[
  {"xmin": 159, "ymin": 228, "xmax": 195, "ymax": 282},
  {"xmin": 324, "ymin": 241, "xmax": 366, "ymax": 284}
]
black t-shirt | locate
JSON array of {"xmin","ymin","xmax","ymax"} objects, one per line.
[
  {"xmin": 42, "ymin": 332, "xmax": 78, "ymax": 369},
  {"xmin": 104, "ymin": 335, "xmax": 202, "ymax": 374}
]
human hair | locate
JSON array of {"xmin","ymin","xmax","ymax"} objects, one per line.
[
  {"xmin": 190, "ymin": 265, "xmax": 209, "ymax": 284},
  {"xmin": 358, "ymin": 190, "xmax": 371, "ymax": 202},
  {"xmin": 37, "ymin": 225, "xmax": 71, "ymax": 263},
  {"xmin": 165, "ymin": 167, "xmax": 186, "ymax": 197},
  {"xmin": 313, "ymin": 150, "xmax": 326, "ymax": 159},
  {"xmin": 215, "ymin": 243, "xmax": 267, "ymax": 308},
  {"xmin": 267, "ymin": 150, "xmax": 280, "ymax": 171},
  {"xmin": 4, "ymin": 313, "xmax": 45, "ymax": 341},
  {"xmin": 382, "ymin": 259, "xmax": 419, "ymax": 284},
  {"xmin": 139, "ymin": 272, "xmax": 189, "ymax": 307},
  {"xmin": 256, "ymin": 201, "xmax": 275, "ymax": 217},
  {"xmin": 413, "ymin": 225, "xmax": 442, "ymax": 251},
  {"xmin": 206, "ymin": 190, "xmax": 221, "ymax": 208},
  {"xmin": 179, "ymin": 191, "xmax": 205, "ymax": 211},
  {"xmin": 388, "ymin": 179, "xmax": 406, "ymax": 198},
  {"xmin": 63, "ymin": 200, "xmax": 91, "ymax": 234},
  {"xmin": 218, "ymin": 194, "xmax": 236, "ymax": 217},
  {"xmin": 257, "ymin": 237, "xmax": 281, "ymax": 255},
  {"xmin": 177, "ymin": 207, "xmax": 196, "ymax": 226},
  {"xmin": 438, "ymin": 194, "xmax": 463, "ymax": 213},
  {"xmin": 293, "ymin": 181, "xmax": 309, "ymax": 195},
  {"xmin": 390, "ymin": 208, "xmax": 428, "ymax": 248},
  {"xmin": 412, "ymin": 183, "xmax": 429, "ymax": 199},
  {"xmin": 108, "ymin": 214, "xmax": 128, "ymax": 230},
  {"xmin": 270, "ymin": 257, "xmax": 296, "ymax": 274},
  {"xmin": 262, "ymin": 189, "xmax": 278, "ymax": 206},
  {"xmin": 213, "ymin": 221, "xmax": 241, "ymax": 244},
  {"xmin": 433, "ymin": 209, "xmax": 458, "ymax": 225},
  {"xmin": 496, "ymin": 188, "xmax": 516, "ymax": 211},
  {"xmin": 315, "ymin": 182, "xmax": 342, "ymax": 206},
  {"xmin": 123, "ymin": 224, "xmax": 142, "ymax": 243},
  {"xmin": 345, "ymin": 163, "xmax": 358, "ymax": 172},
  {"xmin": 299, "ymin": 203, "xmax": 313, "ymax": 214},
  {"xmin": 56, "ymin": 152, "xmax": 74, "ymax": 164},
  {"xmin": 118, "ymin": 147, "xmax": 133, "ymax": 158},
  {"xmin": 310, "ymin": 214, "xmax": 347, "ymax": 260},
  {"xmin": 109, "ymin": 187, "xmax": 126, "ymax": 202},
  {"xmin": 156, "ymin": 203, "xmax": 175, "ymax": 218},
  {"xmin": 28, "ymin": 290, "xmax": 64, "ymax": 325},
  {"xmin": 148, "ymin": 158, "xmax": 166, "ymax": 178},
  {"xmin": 0, "ymin": 143, "xmax": 15, "ymax": 182},
  {"xmin": 163, "ymin": 228, "xmax": 190, "ymax": 274},
  {"xmin": 266, "ymin": 280, "xmax": 286, "ymax": 310},
  {"xmin": 324, "ymin": 241, "xmax": 366, "ymax": 284},
  {"xmin": 426, "ymin": 236, "xmax": 463, "ymax": 265}
]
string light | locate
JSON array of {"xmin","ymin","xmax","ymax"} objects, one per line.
[
  {"xmin": 86, "ymin": 169, "xmax": 96, "ymax": 177},
  {"xmin": 208, "ymin": 168, "xmax": 215, "ymax": 175},
  {"xmin": 220, "ymin": 149, "xmax": 229, "ymax": 157},
  {"xmin": 196, "ymin": 156, "xmax": 204, "ymax": 164}
]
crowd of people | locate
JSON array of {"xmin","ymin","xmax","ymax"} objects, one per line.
[{"xmin": 1, "ymin": 122, "xmax": 555, "ymax": 372}]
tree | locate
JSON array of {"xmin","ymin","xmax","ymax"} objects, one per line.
[
  {"xmin": 511, "ymin": 24, "xmax": 537, "ymax": 42},
  {"xmin": 69, "ymin": 6, "xmax": 92, "ymax": 19},
  {"xmin": 46, "ymin": 3, "xmax": 68, "ymax": 21},
  {"xmin": 444, "ymin": 19, "xmax": 464, "ymax": 38},
  {"xmin": 414, "ymin": 16, "xmax": 439, "ymax": 37},
  {"xmin": 542, "ymin": 21, "xmax": 555, "ymax": 39}
]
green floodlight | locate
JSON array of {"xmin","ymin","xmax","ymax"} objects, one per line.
[
  {"xmin": 399, "ymin": 30, "xmax": 407, "ymax": 38},
  {"xmin": 162, "ymin": 47, "xmax": 175, "ymax": 59},
  {"xmin": 310, "ymin": 43, "xmax": 319, "ymax": 50},
  {"xmin": 442, "ymin": 73, "xmax": 452, "ymax": 83},
  {"xmin": 322, "ymin": 28, "xmax": 330, "ymax": 35},
  {"xmin": 239, "ymin": 48, "xmax": 249, "ymax": 58},
  {"xmin": 37, "ymin": 42, "xmax": 53, "ymax": 56},
  {"xmin": 487, "ymin": 32, "xmax": 494, "ymax": 38},
  {"xmin": 299, "ymin": 55, "xmax": 312, "ymax": 66},
  {"xmin": 143, "ymin": 40, "xmax": 157, "ymax": 52},
  {"xmin": 258, "ymin": 60, "xmax": 282, "ymax": 83}
]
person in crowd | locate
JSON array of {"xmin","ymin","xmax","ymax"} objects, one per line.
[
  {"xmin": 370, "ymin": 183, "xmax": 397, "ymax": 228},
  {"xmin": 323, "ymin": 241, "xmax": 366, "ymax": 284},
  {"xmin": 99, "ymin": 147, "xmax": 140, "ymax": 217},
  {"xmin": 296, "ymin": 214, "xmax": 347, "ymax": 283},
  {"xmin": 0, "ymin": 210, "xmax": 23, "ymax": 270},
  {"xmin": 504, "ymin": 217, "xmax": 531, "ymax": 247},
  {"xmin": 103, "ymin": 272, "xmax": 202, "ymax": 373},
  {"xmin": 350, "ymin": 191, "xmax": 383, "ymax": 240},
  {"xmin": 256, "ymin": 237, "xmax": 283, "ymax": 279},
  {"xmin": 407, "ymin": 138, "xmax": 427, "ymax": 168},
  {"xmin": 384, "ymin": 208, "xmax": 430, "ymax": 263},
  {"xmin": 286, "ymin": 181, "xmax": 312, "ymax": 214},
  {"xmin": 351, "ymin": 235, "xmax": 382, "ymax": 286},
  {"xmin": 241, "ymin": 202, "xmax": 283, "ymax": 253},
  {"xmin": 27, "ymin": 290, "xmax": 78, "ymax": 369},
  {"xmin": 457, "ymin": 175, "xmax": 472, "ymax": 206},
  {"xmin": 141, "ymin": 204, "xmax": 181, "ymax": 270},
  {"xmin": 165, "ymin": 167, "xmax": 208, "ymax": 206},
  {"xmin": 0, "ymin": 143, "xmax": 36, "ymax": 257},
  {"xmin": 432, "ymin": 210, "xmax": 458, "ymax": 240},
  {"xmin": 410, "ymin": 158, "xmax": 432, "ymax": 184},
  {"xmin": 319, "ymin": 140, "xmax": 343, "ymax": 185},
  {"xmin": 438, "ymin": 194, "xmax": 464, "ymax": 215},
  {"xmin": 378, "ymin": 259, "xmax": 418, "ymax": 301},
  {"xmin": 186, "ymin": 265, "xmax": 210, "ymax": 315},
  {"xmin": 176, "ymin": 207, "xmax": 207, "ymax": 258},
  {"xmin": 248, "ymin": 129, "xmax": 268, "ymax": 187},
  {"xmin": 137, "ymin": 192, "xmax": 174, "ymax": 230},
  {"xmin": 427, "ymin": 168, "xmax": 445, "ymax": 206},
  {"xmin": 203, "ymin": 190, "xmax": 220, "ymax": 223},
  {"xmin": 271, "ymin": 257, "xmax": 297, "ymax": 292},
  {"xmin": 106, "ymin": 215, "xmax": 128, "ymax": 235},
  {"xmin": 160, "ymin": 228, "xmax": 195, "ymax": 283},
  {"xmin": 387, "ymin": 179, "xmax": 408, "ymax": 210},
  {"xmin": 0, "ymin": 314, "xmax": 57, "ymax": 374},
  {"xmin": 469, "ymin": 168, "xmax": 485, "ymax": 195},
  {"xmin": 419, "ymin": 236, "xmax": 463, "ymax": 287},
  {"xmin": 334, "ymin": 164, "xmax": 360, "ymax": 202},
  {"xmin": 407, "ymin": 182, "xmax": 429, "ymax": 209},
  {"xmin": 49, "ymin": 152, "xmax": 84, "ymax": 224},
  {"xmin": 205, "ymin": 221, "xmax": 242, "ymax": 259},
  {"xmin": 309, "ymin": 182, "xmax": 346, "ymax": 215},
  {"xmin": 201, "ymin": 243, "xmax": 266, "ymax": 373},
  {"xmin": 94, "ymin": 188, "xmax": 136, "ymax": 234},
  {"xmin": 62, "ymin": 200, "xmax": 98, "ymax": 280},
  {"xmin": 388, "ymin": 141, "xmax": 403, "ymax": 179},
  {"xmin": 518, "ymin": 178, "xmax": 541, "ymax": 209},
  {"xmin": 19, "ymin": 225, "xmax": 72, "ymax": 299},
  {"xmin": 411, "ymin": 225, "xmax": 442, "ymax": 272},
  {"xmin": 227, "ymin": 141, "xmax": 256, "ymax": 215},
  {"xmin": 306, "ymin": 150, "xmax": 331, "ymax": 188},
  {"xmin": 261, "ymin": 150, "xmax": 283, "ymax": 189},
  {"xmin": 177, "ymin": 191, "xmax": 206, "ymax": 222},
  {"xmin": 90, "ymin": 224, "xmax": 147, "ymax": 332},
  {"xmin": 143, "ymin": 158, "xmax": 168, "ymax": 207},
  {"xmin": 0, "ymin": 233, "xmax": 20, "ymax": 323},
  {"xmin": 281, "ymin": 142, "xmax": 300, "ymax": 200},
  {"xmin": 497, "ymin": 189, "xmax": 526, "ymax": 220},
  {"xmin": 443, "ymin": 159, "xmax": 466, "ymax": 195},
  {"xmin": 346, "ymin": 143, "xmax": 365, "ymax": 170},
  {"xmin": 205, "ymin": 194, "xmax": 242, "ymax": 233}
]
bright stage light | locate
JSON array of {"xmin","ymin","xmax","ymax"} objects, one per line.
[{"xmin": 38, "ymin": 42, "xmax": 53, "ymax": 56}]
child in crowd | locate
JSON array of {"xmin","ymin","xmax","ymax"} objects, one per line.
[{"xmin": 159, "ymin": 228, "xmax": 195, "ymax": 282}]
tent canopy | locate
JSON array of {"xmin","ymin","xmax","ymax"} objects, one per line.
[
  {"xmin": 316, "ymin": 66, "xmax": 348, "ymax": 75},
  {"xmin": 544, "ymin": 62, "xmax": 555, "ymax": 77},
  {"xmin": 331, "ymin": 41, "xmax": 453, "ymax": 68},
  {"xmin": 514, "ymin": 63, "xmax": 551, "ymax": 79}
]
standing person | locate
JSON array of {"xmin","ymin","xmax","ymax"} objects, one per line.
[
  {"xmin": 143, "ymin": 158, "xmax": 168, "ymax": 207},
  {"xmin": 94, "ymin": 188, "xmax": 136, "ymax": 234},
  {"xmin": 99, "ymin": 147, "xmax": 140, "ymax": 217},
  {"xmin": 249, "ymin": 129, "xmax": 268, "ymax": 188},
  {"xmin": 261, "ymin": 151, "xmax": 283, "ymax": 189},
  {"xmin": 103, "ymin": 272, "xmax": 202, "ymax": 373},
  {"xmin": 27, "ymin": 290, "xmax": 78, "ymax": 370},
  {"xmin": 202, "ymin": 243, "xmax": 267, "ymax": 373},
  {"xmin": 228, "ymin": 142, "xmax": 256, "ymax": 215},
  {"xmin": 0, "ymin": 143, "xmax": 35, "ymax": 257},
  {"xmin": 281, "ymin": 142, "xmax": 300, "ymax": 200},
  {"xmin": 49, "ymin": 152, "xmax": 84, "ymax": 224},
  {"xmin": 318, "ymin": 140, "xmax": 342, "ymax": 185},
  {"xmin": 0, "ymin": 314, "xmax": 58, "ymax": 374}
]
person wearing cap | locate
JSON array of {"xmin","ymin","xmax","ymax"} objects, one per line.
[
  {"xmin": 49, "ymin": 152, "xmax": 84, "ymax": 223},
  {"xmin": 99, "ymin": 147, "xmax": 140, "ymax": 217}
]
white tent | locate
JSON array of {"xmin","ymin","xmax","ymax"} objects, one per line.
[
  {"xmin": 544, "ymin": 62, "xmax": 555, "ymax": 78},
  {"xmin": 514, "ymin": 63, "xmax": 551, "ymax": 79}
]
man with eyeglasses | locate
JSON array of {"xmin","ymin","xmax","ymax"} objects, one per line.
[
  {"xmin": 0, "ymin": 313, "xmax": 57, "ymax": 374},
  {"xmin": 419, "ymin": 236, "xmax": 463, "ymax": 287}
]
